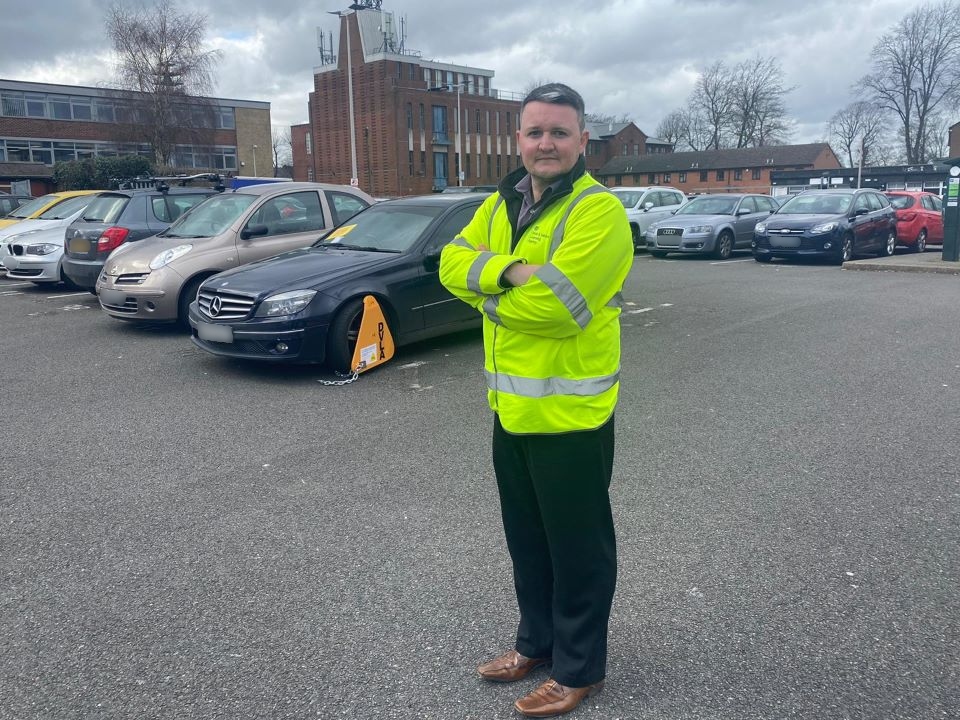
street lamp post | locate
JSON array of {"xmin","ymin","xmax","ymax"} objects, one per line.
[
  {"xmin": 329, "ymin": 9, "xmax": 359, "ymax": 187},
  {"xmin": 428, "ymin": 82, "xmax": 466, "ymax": 187},
  {"xmin": 252, "ymin": 144, "xmax": 258, "ymax": 176}
]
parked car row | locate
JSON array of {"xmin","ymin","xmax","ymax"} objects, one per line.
[{"xmin": 632, "ymin": 187, "xmax": 942, "ymax": 266}]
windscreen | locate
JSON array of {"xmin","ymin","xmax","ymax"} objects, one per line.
[
  {"xmin": 675, "ymin": 196, "xmax": 738, "ymax": 215},
  {"xmin": 8, "ymin": 194, "xmax": 59, "ymax": 219},
  {"xmin": 777, "ymin": 194, "xmax": 852, "ymax": 215},
  {"xmin": 612, "ymin": 191, "xmax": 643, "ymax": 208},
  {"xmin": 162, "ymin": 194, "xmax": 256, "ymax": 238},
  {"xmin": 885, "ymin": 195, "xmax": 914, "ymax": 210},
  {"xmin": 37, "ymin": 195, "xmax": 95, "ymax": 220},
  {"xmin": 320, "ymin": 204, "xmax": 445, "ymax": 252},
  {"xmin": 82, "ymin": 194, "xmax": 129, "ymax": 223}
]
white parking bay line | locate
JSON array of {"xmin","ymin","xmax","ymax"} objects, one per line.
[
  {"xmin": 1, "ymin": 282, "xmax": 34, "ymax": 287},
  {"xmin": 0, "ymin": 290, "xmax": 23, "ymax": 296},
  {"xmin": 709, "ymin": 258, "xmax": 755, "ymax": 265},
  {"xmin": 45, "ymin": 292, "xmax": 93, "ymax": 299}
]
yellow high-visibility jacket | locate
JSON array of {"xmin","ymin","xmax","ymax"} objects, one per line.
[{"xmin": 439, "ymin": 167, "xmax": 633, "ymax": 434}]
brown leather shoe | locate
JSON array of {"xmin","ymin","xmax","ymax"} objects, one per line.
[
  {"xmin": 477, "ymin": 649, "xmax": 549, "ymax": 683},
  {"xmin": 514, "ymin": 678, "xmax": 605, "ymax": 717}
]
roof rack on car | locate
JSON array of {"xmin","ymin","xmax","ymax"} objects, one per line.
[{"xmin": 111, "ymin": 173, "xmax": 225, "ymax": 193}]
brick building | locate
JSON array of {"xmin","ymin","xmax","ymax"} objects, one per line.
[
  {"xmin": 595, "ymin": 143, "xmax": 841, "ymax": 195},
  {"xmin": 0, "ymin": 78, "xmax": 272, "ymax": 195},
  {"xmin": 584, "ymin": 121, "xmax": 672, "ymax": 177},
  {"xmin": 297, "ymin": 7, "xmax": 526, "ymax": 197}
]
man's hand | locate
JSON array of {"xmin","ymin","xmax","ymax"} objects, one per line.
[{"xmin": 503, "ymin": 261, "xmax": 541, "ymax": 287}]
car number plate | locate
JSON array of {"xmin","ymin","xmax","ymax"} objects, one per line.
[
  {"xmin": 70, "ymin": 238, "xmax": 91, "ymax": 254},
  {"xmin": 658, "ymin": 228, "xmax": 681, "ymax": 236},
  {"xmin": 197, "ymin": 321, "xmax": 233, "ymax": 343},
  {"xmin": 770, "ymin": 236, "xmax": 801, "ymax": 248}
]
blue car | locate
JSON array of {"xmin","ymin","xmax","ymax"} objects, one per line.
[{"xmin": 752, "ymin": 188, "xmax": 897, "ymax": 264}]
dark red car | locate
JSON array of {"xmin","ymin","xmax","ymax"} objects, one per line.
[{"xmin": 884, "ymin": 191, "xmax": 943, "ymax": 252}]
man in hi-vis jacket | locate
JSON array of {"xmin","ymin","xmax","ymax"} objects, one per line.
[{"xmin": 439, "ymin": 82, "xmax": 633, "ymax": 718}]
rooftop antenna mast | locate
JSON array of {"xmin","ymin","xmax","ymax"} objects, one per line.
[{"xmin": 316, "ymin": 27, "xmax": 336, "ymax": 65}]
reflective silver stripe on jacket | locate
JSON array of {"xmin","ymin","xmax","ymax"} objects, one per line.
[
  {"xmin": 535, "ymin": 264, "xmax": 592, "ymax": 329},
  {"xmin": 449, "ymin": 237, "xmax": 472, "ymax": 250},
  {"xmin": 547, "ymin": 185, "xmax": 614, "ymax": 260},
  {"xmin": 607, "ymin": 291, "xmax": 624, "ymax": 309},
  {"xmin": 483, "ymin": 294, "xmax": 502, "ymax": 325},
  {"xmin": 488, "ymin": 196, "xmax": 504, "ymax": 240},
  {"xmin": 485, "ymin": 368, "xmax": 620, "ymax": 397},
  {"xmin": 466, "ymin": 251, "xmax": 497, "ymax": 293}
]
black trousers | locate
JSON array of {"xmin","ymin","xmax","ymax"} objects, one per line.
[{"xmin": 492, "ymin": 413, "xmax": 617, "ymax": 687}]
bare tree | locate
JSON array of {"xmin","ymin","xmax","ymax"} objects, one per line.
[
  {"xmin": 858, "ymin": 1, "xmax": 960, "ymax": 163},
  {"xmin": 105, "ymin": 0, "xmax": 222, "ymax": 166},
  {"xmin": 272, "ymin": 126, "xmax": 292, "ymax": 175},
  {"xmin": 655, "ymin": 110, "xmax": 685, "ymax": 146},
  {"xmin": 584, "ymin": 112, "xmax": 633, "ymax": 125},
  {"xmin": 920, "ymin": 111, "xmax": 951, "ymax": 159},
  {"xmin": 827, "ymin": 101, "xmax": 889, "ymax": 166},
  {"xmin": 728, "ymin": 56, "xmax": 794, "ymax": 147},
  {"xmin": 690, "ymin": 61, "xmax": 734, "ymax": 149}
]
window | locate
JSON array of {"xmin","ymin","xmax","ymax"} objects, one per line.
[
  {"xmin": 434, "ymin": 151, "xmax": 449, "ymax": 187},
  {"xmin": 305, "ymin": 134, "xmax": 312, "ymax": 154},
  {"xmin": 329, "ymin": 191, "xmax": 368, "ymax": 225},
  {"xmin": 420, "ymin": 150, "xmax": 426, "ymax": 175},
  {"xmin": 700, "ymin": 170, "xmax": 708, "ymax": 182},
  {"xmin": 734, "ymin": 169, "xmax": 742, "ymax": 181},
  {"xmin": 752, "ymin": 168, "xmax": 762, "ymax": 180},
  {"xmin": 406, "ymin": 103, "xmax": 413, "ymax": 130},
  {"xmin": 716, "ymin": 170, "xmax": 725, "ymax": 181},
  {"xmin": 633, "ymin": 144, "xmax": 640, "ymax": 156},
  {"xmin": 738, "ymin": 196, "xmax": 758, "ymax": 213},
  {"xmin": 679, "ymin": 172, "xmax": 687, "ymax": 183},
  {"xmin": 424, "ymin": 204, "xmax": 480, "ymax": 255},
  {"xmin": 663, "ymin": 173, "xmax": 671, "ymax": 182},
  {"xmin": 475, "ymin": 109, "xmax": 481, "ymax": 134},
  {"xmin": 496, "ymin": 155, "xmax": 501, "ymax": 177},
  {"xmin": 614, "ymin": 175, "xmax": 622, "ymax": 185},
  {"xmin": 49, "ymin": 95, "xmax": 71, "ymax": 119},
  {"xmin": 648, "ymin": 173, "xmax": 655, "ymax": 184},
  {"xmin": 432, "ymin": 105, "xmax": 448, "ymax": 141},
  {"xmin": 151, "ymin": 193, "xmax": 209, "ymax": 223},
  {"xmin": 409, "ymin": 150, "xmax": 414, "ymax": 176},
  {"xmin": 419, "ymin": 104, "xmax": 425, "ymax": 131},
  {"xmin": 622, "ymin": 144, "xmax": 628, "ymax": 156}
]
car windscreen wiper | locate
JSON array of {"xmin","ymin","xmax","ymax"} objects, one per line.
[{"xmin": 331, "ymin": 244, "xmax": 401, "ymax": 253}]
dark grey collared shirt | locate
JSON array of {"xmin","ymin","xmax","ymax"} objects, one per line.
[{"xmin": 515, "ymin": 173, "xmax": 565, "ymax": 234}]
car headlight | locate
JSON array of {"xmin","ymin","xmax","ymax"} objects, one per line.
[
  {"xmin": 25, "ymin": 243, "xmax": 60, "ymax": 256},
  {"xmin": 149, "ymin": 244, "xmax": 193, "ymax": 270},
  {"xmin": 811, "ymin": 221, "xmax": 839, "ymax": 234},
  {"xmin": 255, "ymin": 289, "xmax": 317, "ymax": 317},
  {"xmin": 646, "ymin": 223, "xmax": 659, "ymax": 234},
  {"xmin": 755, "ymin": 223, "xmax": 767, "ymax": 234},
  {"xmin": 687, "ymin": 225, "xmax": 714, "ymax": 234}
]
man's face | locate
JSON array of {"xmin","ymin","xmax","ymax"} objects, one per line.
[{"xmin": 517, "ymin": 101, "xmax": 587, "ymax": 187}]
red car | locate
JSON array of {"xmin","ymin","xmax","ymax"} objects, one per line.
[{"xmin": 884, "ymin": 191, "xmax": 943, "ymax": 252}]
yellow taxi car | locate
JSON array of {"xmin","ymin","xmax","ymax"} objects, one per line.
[{"xmin": 0, "ymin": 190, "xmax": 101, "ymax": 230}]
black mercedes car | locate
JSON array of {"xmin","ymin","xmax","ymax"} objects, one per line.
[
  {"xmin": 752, "ymin": 188, "xmax": 897, "ymax": 264},
  {"xmin": 188, "ymin": 194, "xmax": 486, "ymax": 370}
]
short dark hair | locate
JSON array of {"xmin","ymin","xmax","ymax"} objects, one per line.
[{"xmin": 521, "ymin": 83, "xmax": 586, "ymax": 131}]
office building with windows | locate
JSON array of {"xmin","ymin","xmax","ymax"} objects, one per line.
[{"xmin": 0, "ymin": 78, "xmax": 272, "ymax": 195}]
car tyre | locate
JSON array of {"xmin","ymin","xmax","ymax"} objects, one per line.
[
  {"xmin": 630, "ymin": 224, "xmax": 642, "ymax": 250},
  {"xmin": 914, "ymin": 229, "xmax": 927, "ymax": 253},
  {"xmin": 714, "ymin": 231, "xmax": 733, "ymax": 260},
  {"xmin": 59, "ymin": 267, "xmax": 80, "ymax": 291},
  {"xmin": 837, "ymin": 234, "xmax": 853, "ymax": 265},
  {"xmin": 178, "ymin": 276, "xmax": 205, "ymax": 329},
  {"xmin": 650, "ymin": 250, "xmax": 668, "ymax": 258},
  {"xmin": 879, "ymin": 230, "xmax": 896, "ymax": 257},
  {"xmin": 326, "ymin": 298, "xmax": 365, "ymax": 373}
]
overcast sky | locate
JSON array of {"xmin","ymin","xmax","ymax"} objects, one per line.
[{"xmin": 0, "ymin": 0, "xmax": 932, "ymax": 144}]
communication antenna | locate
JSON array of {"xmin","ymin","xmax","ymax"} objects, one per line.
[{"xmin": 317, "ymin": 27, "xmax": 336, "ymax": 65}]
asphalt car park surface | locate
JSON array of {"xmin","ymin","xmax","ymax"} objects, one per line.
[{"xmin": 1, "ymin": 253, "xmax": 958, "ymax": 720}]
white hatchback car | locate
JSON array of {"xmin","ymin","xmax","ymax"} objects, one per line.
[
  {"xmin": 610, "ymin": 186, "xmax": 686, "ymax": 251},
  {"xmin": 1, "ymin": 223, "xmax": 76, "ymax": 286}
]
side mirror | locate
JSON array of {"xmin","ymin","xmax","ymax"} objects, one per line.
[
  {"xmin": 642, "ymin": 201, "xmax": 654, "ymax": 212},
  {"xmin": 855, "ymin": 208, "xmax": 869, "ymax": 216},
  {"xmin": 240, "ymin": 224, "xmax": 269, "ymax": 240},
  {"xmin": 736, "ymin": 207, "xmax": 751, "ymax": 216}
]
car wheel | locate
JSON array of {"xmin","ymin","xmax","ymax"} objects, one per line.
[
  {"xmin": 714, "ymin": 231, "xmax": 733, "ymax": 260},
  {"xmin": 649, "ymin": 250, "xmax": 668, "ymax": 258},
  {"xmin": 914, "ymin": 229, "xmax": 927, "ymax": 253},
  {"xmin": 837, "ymin": 234, "xmax": 853, "ymax": 265},
  {"xmin": 879, "ymin": 230, "xmax": 896, "ymax": 257},
  {"xmin": 754, "ymin": 254, "xmax": 772, "ymax": 263},
  {"xmin": 630, "ymin": 224, "xmax": 642, "ymax": 249},
  {"xmin": 59, "ymin": 267, "xmax": 80, "ymax": 291},
  {"xmin": 178, "ymin": 276, "xmax": 205, "ymax": 330},
  {"xmin": 326, "ymin": 298, "xmax": 365, "ymax": 373}
]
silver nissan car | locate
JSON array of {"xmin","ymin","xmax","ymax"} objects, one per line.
[{"xmin": 94, "ymin": 182, "xmax": 374, "ymax": 326}]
